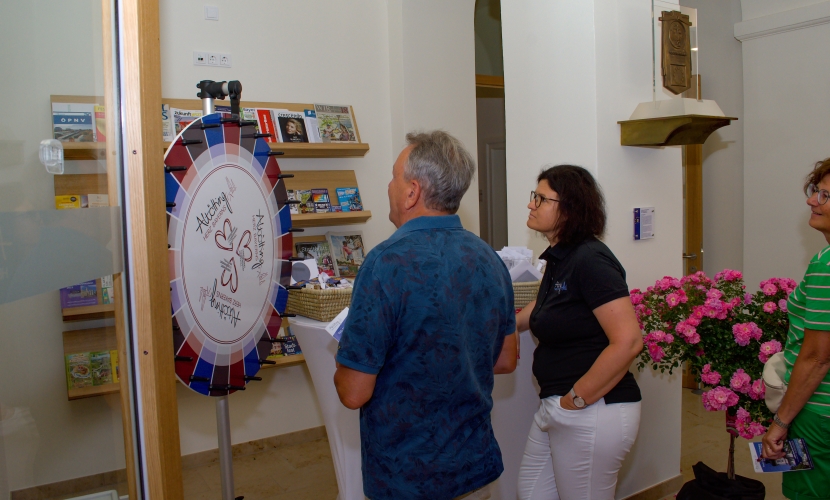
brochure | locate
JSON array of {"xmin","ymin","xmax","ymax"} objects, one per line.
[
  {"xmin": 314, "ymin": 104, "xmax": 358, "ymax": 143},
  {"xmin": 335, "ymin": 187, "xmax": 363, "ymax": 212},
  {"xmin": 749, "ymin": 439, "xmax": 814, "ymax": 473},
  {"xmin": 52, "ymin": 103, "xmax": 96, "ymax": 142},
  {"xmin": 311, "ymin": 188, "xmax": 332, "ymax": 213}
]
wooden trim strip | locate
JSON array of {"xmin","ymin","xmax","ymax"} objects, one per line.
[
  {"xmin": 475, "ymin": 74, "xmax": 505, "ymax": 88},
  {"xmin": 620, "ymin": 474, "xmax": 685, "ymax": 500},
  {"xmin": 119, "ymin": 0, "xmax": 184, "ymax": 498}
]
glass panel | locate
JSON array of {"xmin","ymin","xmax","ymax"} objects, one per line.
[{"xmin": 0, "ymin": 2, "xmax": 136, "ymax": 499}]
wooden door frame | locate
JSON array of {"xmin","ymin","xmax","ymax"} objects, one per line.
[{"xmin": 116, "ymin": 0, "xmax": 184, "ymax": 498}]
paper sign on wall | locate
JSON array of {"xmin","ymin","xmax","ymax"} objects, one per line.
[{"xmin": 634, "ymin": 207, "xmax": 655, "ymax": 240}]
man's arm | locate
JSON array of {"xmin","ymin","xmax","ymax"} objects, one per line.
[
  {"xmin": 493, "ymin": 332, "xmax": 517, "ymax": 374},
  {"xmin": 334, "ymin": 362, "xmax": 378, "ymax": 409}
]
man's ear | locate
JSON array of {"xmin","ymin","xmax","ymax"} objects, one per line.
[{"xmin": 404, "ymin": 179, "xmax": 421, "ymax": 210}]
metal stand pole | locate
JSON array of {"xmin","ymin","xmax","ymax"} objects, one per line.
[
  {"xmin": 216, "ymin": 396, "xmax": 235, "ymax": 500},
  {"xmin": 727, "ymin": 432, "xmax": 736, "ymax": 480}
]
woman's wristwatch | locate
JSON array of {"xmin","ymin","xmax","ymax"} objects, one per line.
[
  {"xmin": 569, "ymin": 388, "xmax": 586, "ymax": 408},
  {"xmin": 772, "ymin": 413, "xmax": 791, "ymax": 430}
]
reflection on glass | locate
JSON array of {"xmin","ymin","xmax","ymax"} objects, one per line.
[{"xmin": 0, "ymin": 1, "xmax": 132, "ymax": 498}]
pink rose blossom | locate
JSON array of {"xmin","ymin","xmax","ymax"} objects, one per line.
[
  {"xmin": 687, "ymin": 332, "xmax": 701, "ymax": 344},
  {"xmin": 759, "ymin": 340, "xmax": 782, "ymax": 363},
  {"xmin": 706, "ymin": 288, "xmax": 723, "ymax": 300},
  {"xmin": 763, "ymin": 302, "xmax": 777, "ymax": 313},
  {"xmin": 715, "ymin": 269, "xmax": 743, "ymax": 282},
  {"xmin": 762, "ymin": 283, "xmax": 778, "ymax": 295},
  {"xmin": 749, "ymin": 379, "xmax": 765, "ymax": 400},
  {"xmin": 744, "ymin": 293, "xmax": 753, "ymax": 305},
  {"xmin": 686, "ymin": 315, "xmax": 701, "ymax": 327},
  {"xmin": 664, "ymin": 333, "xmax": 674, "ymax": 344},
  {"xmin": 736, "ymin": 407, "xmax": 750, "ymax": 422},
  {"xmin": 702, "ymin": 387, "xmax": 739, "ymax": 411},
  {"xmin": 778, "ymin": 299, "xmax": 788, "ymax": 312},
  {"xmin": 648, "ymin": 343, "xmax": 665, "ymax": 362},
  {"xmin": 701, "ymin": 364, "xmax": 721, "ymax": 385},
  {"xmin": 732, "ymin": 323, "xmax": 753, "ymax": 346},
  {"xmin": 730, "ymin": 369, "xmax": 752, "ymax": 394},
  {"xmin": 749, "ymin": 421, "xmax": 766, "ymax": 436},
  {"xmin": 666, "ymin": 293, "xmax": 681, "ymax": 308},
  {"xmin": 630, "ymin": 291, "xmax": 643, "ymax": 305}
]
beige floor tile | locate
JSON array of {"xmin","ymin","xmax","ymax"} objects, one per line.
[{"xmin": 272, "ymin": 438, "xmax": 333, "ymax": 469}]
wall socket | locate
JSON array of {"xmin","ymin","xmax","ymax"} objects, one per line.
[{"xmin": 193, "ymin": 51, "xmax": 232, "ymax": 68}]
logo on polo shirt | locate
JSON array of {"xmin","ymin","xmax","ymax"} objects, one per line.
[{"xmin": 554, "ymin": 281, "xmax": 567, "ymax": 293}]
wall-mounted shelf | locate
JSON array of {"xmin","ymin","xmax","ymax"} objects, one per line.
[
  {"xmin": 162, "ymin": 98, "xmax": 370, "ymax": 159},
  {"xmin": 283, "ymin": 169, "xmax": 371, "ymax": 227},
  {"xmin": 63, "ymin": 327, "xmax": 119, "ymax": 401},
  {"xmin": 63, "ymin": 142, "xmax": 106, "ymax": 160},
  {"xmin": 62, "ymin": 303, "xmax": 115, "ymax": 322},
  {"xmin": 618, "ymin": 115, "xmax": 737, "ymax": 147}
]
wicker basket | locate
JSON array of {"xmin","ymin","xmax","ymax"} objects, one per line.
[
  {"xmin": 286, "ymin": 287, "xmax": 353, "ymax": 322},
  {"xmin": 286, "ymin": 280, "xmax": 541, "ymax": 321},
  {"xmin": 513, "ymin": 280, "xmax": 541, "ymax": 309}
]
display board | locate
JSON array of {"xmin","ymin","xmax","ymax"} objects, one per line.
[{"xmin": 164, "ymin": 112, "xmax": 293, "ymax": 396}]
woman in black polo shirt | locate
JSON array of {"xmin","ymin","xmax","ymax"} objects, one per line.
[{"xmin": 516, "ymin": 165, "xmax": 644, "ymax": 500}]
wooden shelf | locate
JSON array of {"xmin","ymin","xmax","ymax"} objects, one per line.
[
  {"xmin": 62, "ymin": 303, "xmax": 115, "ymax": 322},
  {"xmin": 63, "ymin": 142, "xmax": 106, "ymax": 160},
  {"xmin": 63, "ymin": 327, "xmax": 118, "ymax": 400},
  {"xmin": 261, "ymin": 354, "xmax": 306, "ymax": 370},
  {"xmin": 282, "ymin": 169, "xmax": 371, "ymax": 227},
  {"xmin": 68, "ymin": 383, "xmax": 120, "ymax": 400},
  {"xmin": 291, "ymin": 211, "xmax": 372, "ymax": 228},
  {"xmin": 161, "ymin": 97, "xmax": 369, "ymax": 158},
  {"xmin": 618, "ymin": 115, "xmax": 737, "ymax": 147}
]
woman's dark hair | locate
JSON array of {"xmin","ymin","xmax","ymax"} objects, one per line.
[
  {"xmin": 805, "ymin": 158, "xmax": 830, "ymax": 193},
  {"xmin": 537, "ymin": 164, "xmax": 606, "ymax": 245}
]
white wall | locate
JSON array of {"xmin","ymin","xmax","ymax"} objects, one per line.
[
  {"xmin": 737, "ymin": 1, "xmax": 830, "ymax": 289},
  {"xmin": 502, "ymin": 1, "xmax": 684, "ymax": 497},
  {"xmin": 680, "ymin": 0, "xmax": 745, "ymax": 277},
  {"xmin": 159, "ymin": 0, "xmax": 480, "ymax": 456}
]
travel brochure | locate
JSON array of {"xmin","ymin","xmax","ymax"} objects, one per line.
[
  {"xmin": 161, "ymin": 103, "xmax": 357, "ymax": 144},
  {"xmin": 288, "ymin": 187, "xmax": 363, "ymax": 215},
  {"xmin": 749, "ymin": 439, "xmax": 814, "ymax": 473},
  {"xmin": 65, "ymin": 350, "xmax": 119, "ymax": 390},
  {"xmin": 293, "ymin": 231, "xmax": 365, "ymax": 278}
]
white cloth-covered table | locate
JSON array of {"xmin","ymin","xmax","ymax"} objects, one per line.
[
  {"xmin": 291, "ymin": 315, "xmax": 538, "ymax": 500},
  {"xmin": 290, "ymin": 316, "xmax": 363, "ymax": 500}
]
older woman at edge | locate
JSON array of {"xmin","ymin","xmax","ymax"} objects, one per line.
[{"xmin": 761, "ymin": 159, "xmax": 830, "ymax": 500}]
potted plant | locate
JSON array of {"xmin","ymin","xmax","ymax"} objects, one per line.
[{"xmin": 631, "ymin": 270, "xmax": 793, "ymax": 494}]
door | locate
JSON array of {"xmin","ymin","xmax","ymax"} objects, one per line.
[{"xmin": 0, "ymin": 1, "xmax": 176, "ymax": 498}]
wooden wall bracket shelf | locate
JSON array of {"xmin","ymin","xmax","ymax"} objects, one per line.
[{"xmin": 618, "ymin": 115, "xmax": 737, "ymax": 147}]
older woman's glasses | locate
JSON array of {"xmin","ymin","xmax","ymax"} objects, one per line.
[
  {"xmin": 807, "ymin": 184, "xmax": 830, "ymax": 205},
  {"xmin": 530, "ymin": 191, "xmax": 560, "ymax": 208}
]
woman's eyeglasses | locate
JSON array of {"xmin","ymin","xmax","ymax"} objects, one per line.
[
  {"xmin": 807, "ymin": 184, "xmax": 830, "ymax": 205},
  {"xmin": 530, "ymin": 191, "xmax": 560, "ymax": 209}
]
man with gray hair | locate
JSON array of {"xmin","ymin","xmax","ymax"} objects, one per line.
[{"xmin": 334, "ymin": 130, "xmax": 517, "ymax": 500}]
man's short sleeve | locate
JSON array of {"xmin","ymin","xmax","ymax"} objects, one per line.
[
  {"xmin": 335, "ymin": 264, "xmax": 397, "ymax": 374},
  {"xmin": 803, "ymin": 259, "xmax": 830, "ymax": 330}
]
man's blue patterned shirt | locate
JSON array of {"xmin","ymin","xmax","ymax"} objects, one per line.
[{"xmin": 336, "ymin": 215, "xmax": 515, "ymax": 500}]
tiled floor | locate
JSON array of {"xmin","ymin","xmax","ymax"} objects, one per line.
[{"xmin": 48, "ymin": 388, "xmax": 788, "ymax": 500}]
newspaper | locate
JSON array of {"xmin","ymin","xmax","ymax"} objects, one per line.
[{"xmin": 314, "ymin": 104, "xmax": 358, "ymax": 143}]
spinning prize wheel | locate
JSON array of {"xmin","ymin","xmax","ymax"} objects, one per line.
[{"xmin": 164, "ymin": 112, "xmax": 293, "ymax": 396}]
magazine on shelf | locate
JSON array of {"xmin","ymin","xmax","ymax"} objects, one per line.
[
  {"xmin": 59, "ymin": 280, "xmax": 99, "ymax": 309},
  {"xmin": 326, "ymin": 232, "xmax": 365, "ymax": 277},
  {"xmin": 287, "ymin": 190, "xmax": 300, "ymax": 215},
  {"xmin": 749, "ymin": 439, "xmax": 814, "ymax": 473},
  {"xmin": 311, "ymin": 188, "xmax": 332, "ymax": 213},
  {"xmin": 303, "ymin": 109, "xmax": 322, "ymax": 143},
  {"xmin": 335, "ymin": 187, "xmax": 363, "ymax": 212},
  {"xmin": 171, "ymin": 108, "xmax": 202, "ymax": 136},
  {"xmin": 275, "ymin": 110, "xmax": 309, "ymax": 143},
  {"xmin": 90, "ymin": 351, "xmax": 113, "ymax": 386},
  {"xmin": 94, "ymin": 105, "xmax": 106, "ymax": 142},
  {"xmin": 314, "ymin": 104, "xmax": 358, "ymax": 143},
  {"xmin": 294, "ymin": 241, "xmax": 336, "ymax": 276},
  {"xmin": 66, "ymin": 352, "xmax": 93, "ymax": 390},
  {"xmin": 297, "ymin": 190, "xmax": 314, "ymax": 214},
  {"xmin": 52, "ymin": 103, "xmax": 96, "ymax": 142},
  {"xmin": 281, "ymin": 335, "xmax": 302, "ymax": 356},
  {"xmin": 255, "ymin": 109, "xmax": 279, "ymax": 143},
  {"xmin": 161, "ymin": 104, "xmax": 173, "ymax": 142}
]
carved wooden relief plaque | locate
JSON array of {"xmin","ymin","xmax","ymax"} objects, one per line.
[{"xmin": 659, "ymin": 11, "xmax": 692, "ymax": 95}]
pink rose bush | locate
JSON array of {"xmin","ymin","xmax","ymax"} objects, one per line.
[{"xmin": 632, "ymin": 270, "xmax": 791, "ymax": 437}]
